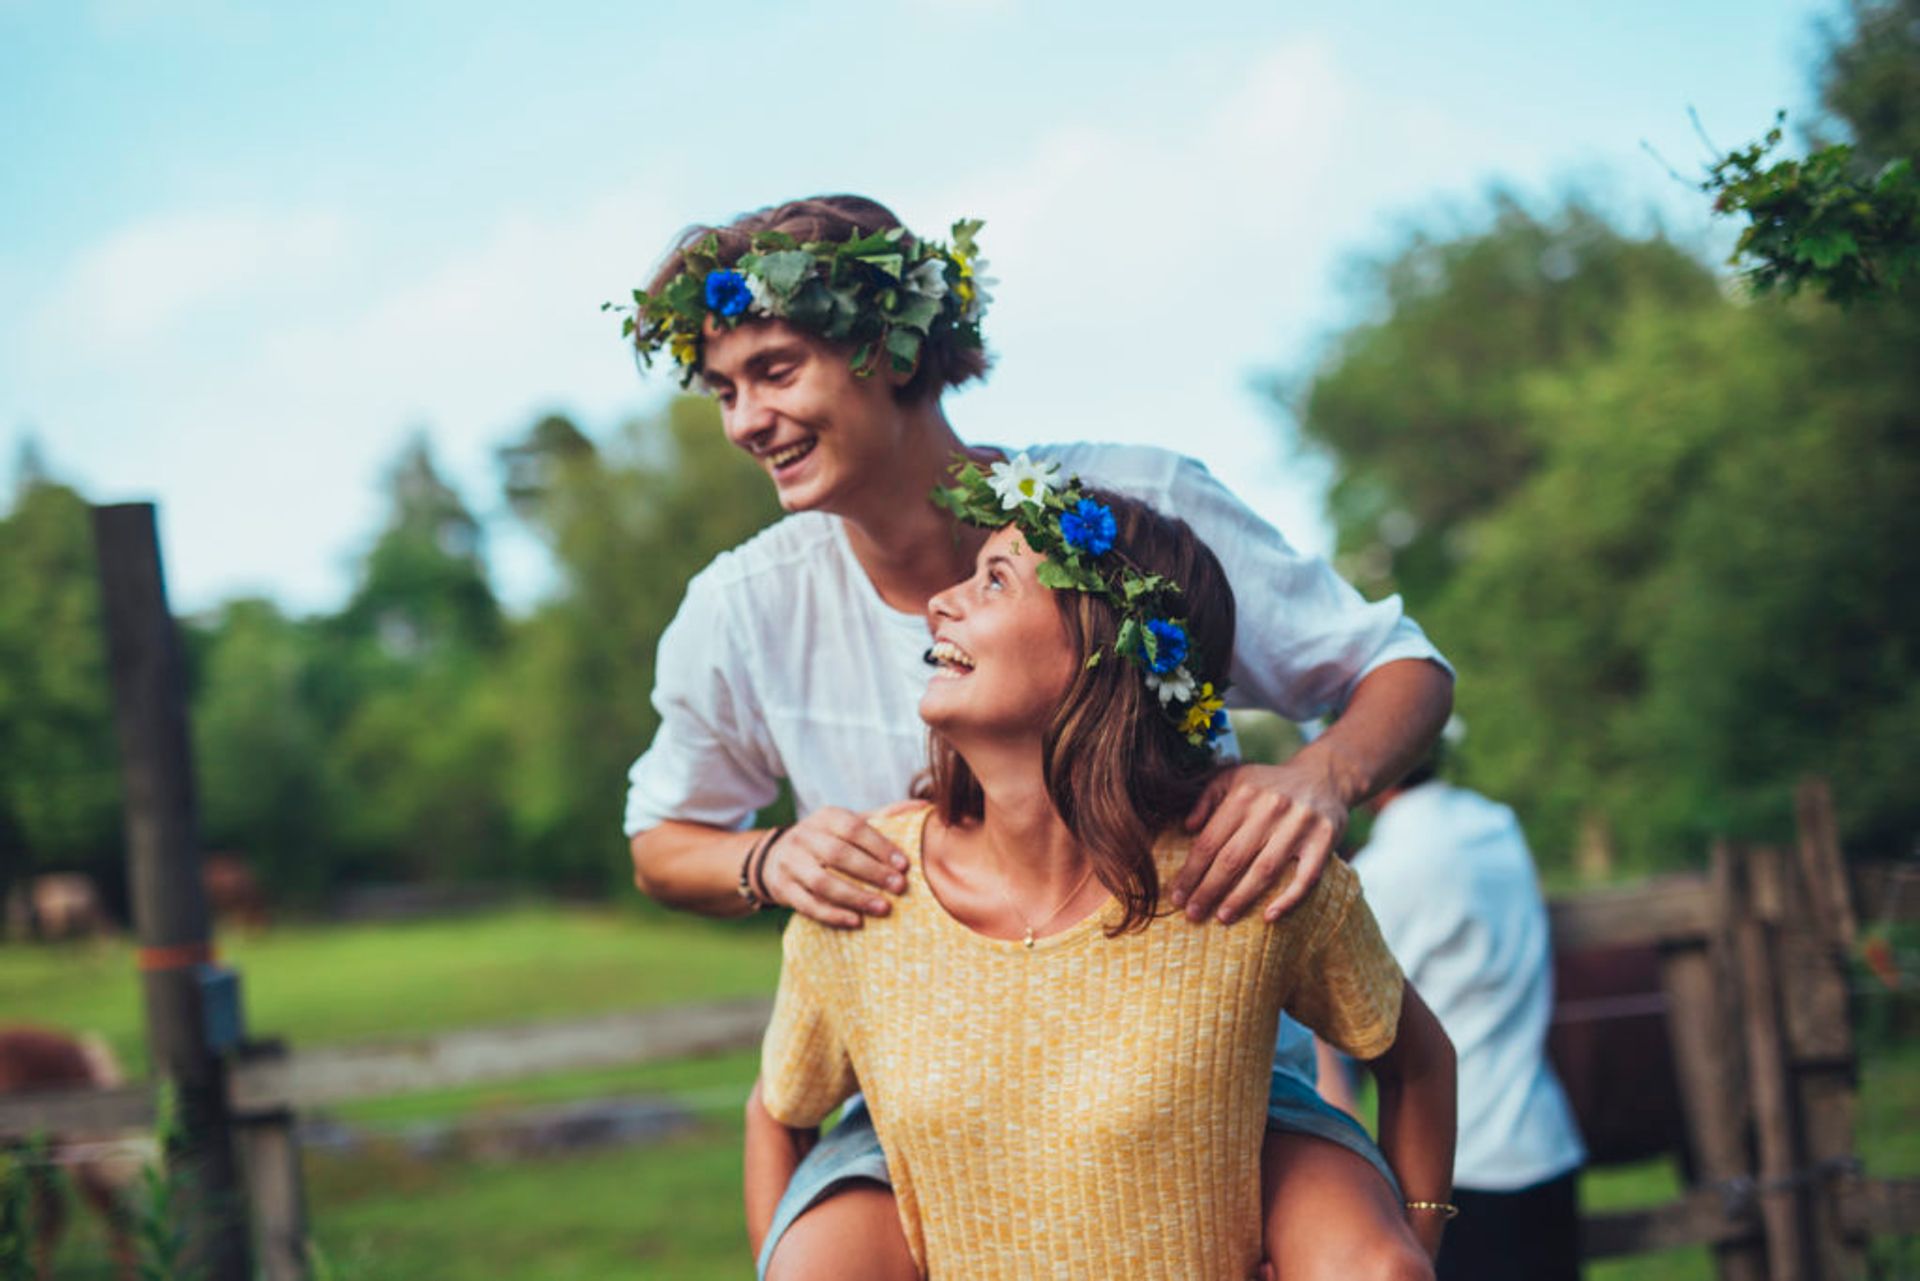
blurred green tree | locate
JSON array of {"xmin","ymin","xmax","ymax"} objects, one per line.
[
  {"xmin": 0, "ymin": 450, "xmax": 122, "ymax": 904},
  {"xmin": 493, "ymin": 397, "xmax": 781, "ymax": 892},
  {"xmin": 1286, "ymin": 195, "xmax": 1717, "ymax": 608},
  {"xmin": 319, "ymin": 435, "xmax": 514, "ymax": 884},
  {"xmin": 190, "ymin": 598, "xmax": 342, "ymax": 902}
]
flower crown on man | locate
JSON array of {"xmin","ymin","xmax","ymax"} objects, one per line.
[{"xmin": 614, "ymin": 195, "xmax": 997, "ymax": 400}]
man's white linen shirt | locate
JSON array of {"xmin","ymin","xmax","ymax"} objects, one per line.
[
  {"xmin": 1353, "ymin": 782, "xmax": 1587, "ymax": 1189},
  {"xmin": 626, "ymin": 442, "xmax": 1447, "ymax": 833},
  {"xmin": 624, "ymin": 442, "xmax": 1452, "ymax": 1082}
]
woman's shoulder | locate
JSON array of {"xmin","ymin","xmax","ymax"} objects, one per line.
[
  {"xmin": 1147, "ymin": 831, "xmax": 1362, "ymax": 933},
  {"xmin": 864, "ymin": 800, "xmax": 934, "ymax": 854}
]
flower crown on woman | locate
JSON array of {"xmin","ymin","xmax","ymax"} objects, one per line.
[
  {"xmin": 612, "ymin": 217, "xmax": 994, "ymax": 388},
  {"xmin": 934, "ymin": 454, "xmax": 1232, "ymax": 758}
]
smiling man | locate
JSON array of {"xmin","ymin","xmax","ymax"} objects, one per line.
[{"xmin": 618, "ymin": 195, "xmax": 1455, "ymax": 1279}]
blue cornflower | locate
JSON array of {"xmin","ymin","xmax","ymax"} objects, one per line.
[
  {"xmin": 704, "ymin": 269, "xmax": 753, "ymax": 318},
  {"xmin": 1209, "ymin": 708, "xmax": 1231, "ymax": 739},
  {"xmin": 1058, "ymin": 498, "xmax": 1117, "ymax": 556},
  {"xmin": 1144, "ymin": 619, "xmax": 1188, "ymax": 674}
]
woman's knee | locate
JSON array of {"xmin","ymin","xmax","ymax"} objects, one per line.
[{"xmin": 764, "ymin": 1181, "xmax": 916, "ymax": 1281}]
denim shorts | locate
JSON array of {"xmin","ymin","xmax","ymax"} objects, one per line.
[{"xmin": 755, "ymin": 1075, "xmax": 1399, "ymax": 1277}]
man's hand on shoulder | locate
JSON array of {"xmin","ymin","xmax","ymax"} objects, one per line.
[
  {"xmin": 1171, "ymin": 759, "xmax": 1350, "ymax": 925},
  {"xmin": 763, "ymin": 806, "xmax": 911, "ymax": 929}
]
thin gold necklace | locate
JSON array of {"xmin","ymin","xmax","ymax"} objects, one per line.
[{"xmin": 987, "ymin": 843, "xmax": 1099, "ymax": 950}]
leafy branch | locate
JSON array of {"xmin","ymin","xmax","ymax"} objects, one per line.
[{"xmin": 1702, "ymin": 110, "xmax": 1919, "ymax": 304}]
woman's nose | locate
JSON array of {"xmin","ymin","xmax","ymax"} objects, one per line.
[{"xmin": 926, "ymin": 585, "xmax": 959, "ymax": 626}]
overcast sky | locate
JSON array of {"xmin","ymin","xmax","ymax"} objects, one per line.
[{"xmin": 2, "ymin": 0, "xmax": 1833, "ymax": 614}]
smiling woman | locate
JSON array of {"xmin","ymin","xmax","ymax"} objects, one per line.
[{"xmin": 745, "ymin": 482, "xmax": 1457, "ymax": 1279}]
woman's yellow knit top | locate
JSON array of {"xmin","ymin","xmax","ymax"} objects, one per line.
[{"xmin": 759, "ymin": 804, "xmax": 1405, "ymax": 1279}]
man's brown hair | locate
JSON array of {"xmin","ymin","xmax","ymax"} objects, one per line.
[
  {"xmin": 919, "ymin": 488, "xmax": 1238, "ymax": 933},
  {"xmin": 647, "ymin": 194, "xmax": 992, "ymax": 402}
]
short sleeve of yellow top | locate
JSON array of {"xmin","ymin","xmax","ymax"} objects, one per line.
[{"xmin": 759, "ymin": 803, "xmax": 1405, "ymax": 1280}]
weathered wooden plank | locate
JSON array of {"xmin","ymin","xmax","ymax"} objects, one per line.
[
  {"xmin": 1778, "ymin": 800, "xmax": 1870, "ymax": 1279},
  {"xmin": 0, "ymin": 1082, "xmax": 156, "ymax": 1138},
  {"xmin": 1547, "ymin": 877, "xmax": 1716, "ymax": 951},
  {"xmin": 1580, "ymin": 1189, "xmax": 1755, "ymax": 1259},
  {"xmin": 1684, "ymin": 841, "xmax": 1766, "ymax": 1281},
  {"xmin": 1738, "ymin": 847, "xmax": 1811, "ymax": 1281},
  {"xmin": 1794, "ymin": 777, "xmax": 1857, "ymax": 949},
  {"xmin": 93, "ymin": 502, "xmax": 252, "ymax": 1281},
  {"xmin": 240, "ymin": 1114, "xmax": 310, "ymax": 1281},
  {"xmin": 229, "ymin": 998, "xmax": 773, "ymax": 1113}
]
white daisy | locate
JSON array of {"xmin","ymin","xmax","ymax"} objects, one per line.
[
  {"xmin": 745, "ymin": 274, "xmax": 785, "ymax": 317},
  {"xmin": 986, "ymin": 452, "xmax": 1061, "ymax": 509},
  {"xmin": 905, "ymin": 257, "xmax": 948, "ymax": 301},
  {"xmin": 1145, "ymin": 665, "xmax": 1198, "ymax": 706},
  {"xmin": 963, "ymin": 259, "xmax": 997, "ymax": 321}
]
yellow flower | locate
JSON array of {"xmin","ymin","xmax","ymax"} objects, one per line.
[
  {"xmin": 1180, "ymin": 683, "xmax": 1225, "ymax": 736},
  {"xmin": 669, "ymin": 331, "xmax": 699, "ymax": 366}
]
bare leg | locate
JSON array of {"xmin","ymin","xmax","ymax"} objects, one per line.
[
  {"xmin": 1262, "ymin": 1132, "xmax": 1432, "ymax": 1281},
  {"xmin": 763, "ymin": 1179, "xmax": 919, "ymax": 1281}
]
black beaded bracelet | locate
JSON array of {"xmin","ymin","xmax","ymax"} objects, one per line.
[
  {"xmin": 751, "ymin": 825, "xmax": 791, "ymax": 904},
  {"xmin": 736, "ymin": 829, "xmax": 773, "ymax": 911}
]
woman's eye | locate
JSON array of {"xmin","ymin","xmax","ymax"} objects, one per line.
[
  {"xmin": 986, "ymin": 571, "xmax": 1006, "ymax": 592},
  {"xmin": 767, "ymin": 365, "xmax": 796, "ymax": 385}
]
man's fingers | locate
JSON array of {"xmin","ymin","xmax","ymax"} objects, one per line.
[
  {"xmin": 784, "ymin": 884, "xmax": 864, "ymax": 930},
  {"xmin": 822, "ymin": 839, "xmax": 905, "ymax": 894},
  {"xmin": 1171, "ymin": 789, "xmax": 1250, "ymax": 905},
  {"xmin": 815, "ymin": 809, "xmax": 909, "ymax": 875},
  {"xmin": 1215, "ymin": 809, "xmax": 1316, "ymax": 924},
  {"xmin": 840, "ymin": 823, "xmax": 910, "ymax": 884},
  {"xmin": 1263, "ymin": 827, "xmax": 1336, "ymax": 923},
  {"xmin": 797, "ymin": 860, "xmax": 892, "ymax": 917},
  {"xmin": 1182, "ymin": 824, "xmax": 1267, "ymax": 922},
  {"xmin": 1183, "ymin": 773, "xmax": 1230, "ymax": 834}
]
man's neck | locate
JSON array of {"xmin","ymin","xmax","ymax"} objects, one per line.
[{"xmin": 836, "ymin": 405, "xmax": 1001, "ymax": 614}]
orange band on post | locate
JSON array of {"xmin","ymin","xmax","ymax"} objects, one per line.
[{"xmin": 136, "ymin": 941, "xmax": 216, "ymax": 972}]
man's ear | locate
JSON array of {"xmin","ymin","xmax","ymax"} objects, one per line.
[{"xmin": 884, "ymin": 351, "xmax": 920, "ymax": 391}]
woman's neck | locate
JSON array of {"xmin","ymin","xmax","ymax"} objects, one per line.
[
  {"xmin": 950, "ymin": 740, "xmax": 1091, "ymax": 901},
  {"xmin": 837, "ymin": 409, "xmax": 1001, "ymax": 614}
]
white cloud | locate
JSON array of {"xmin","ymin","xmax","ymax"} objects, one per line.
[{"xmin": 46, "ymin": 208, "xmax": 353, "ymax": 350}]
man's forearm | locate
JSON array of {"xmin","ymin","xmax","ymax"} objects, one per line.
[
  {"xmin": 630, "ymin": 820, "xmax": 762, "ymax": 917},
  {"xmin": 1306, "ymin": 658, "xmax": 1453, "ymax": 808}
]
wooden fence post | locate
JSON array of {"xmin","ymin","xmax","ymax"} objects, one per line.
[
  {"xmin": 1785, "ymin": 781, "xmax": 1869, "ymax": 1278},
  {"xmin": 1734, "ymin": 845, "xmax": 1814, "ymax": 1281},
  {"xmin": 236, "ymin": 1040, "xmax": 311, "ymax": 1281},
  {"xmin": 1656, "ymin": 839, "xmax": 1765, "ymax": 1281},
  {"xmin": 92, "ymin": 503, "xmax": 253, "ymax": 1281}
]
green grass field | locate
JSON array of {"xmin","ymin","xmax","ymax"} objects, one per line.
[{"xmin": 11, "ymin": 905, "xmax": 1915, "ymax": 1279}]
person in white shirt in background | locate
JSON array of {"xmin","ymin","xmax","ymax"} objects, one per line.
[{"xmin": 1316, "ymin": 739, "xmax": 1586, "ymax": 1281}]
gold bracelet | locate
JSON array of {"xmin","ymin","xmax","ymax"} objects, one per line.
[{"xmin": 1404, "ymin": 1200, "xmax": 1460, "ymax": 1220}]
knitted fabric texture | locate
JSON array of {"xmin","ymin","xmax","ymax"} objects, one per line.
[{"xmin": 760, "ymin": 804, "xmax": 1404, "ymax": 1278}]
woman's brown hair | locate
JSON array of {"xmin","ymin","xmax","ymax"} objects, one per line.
[
  {"xmin": 919, "ymin": 488, "xmax": 1238, "ymax": 934},
  {"xmin": 645, "ymin": 194, "xmax": 992, "ymax": 402}
]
